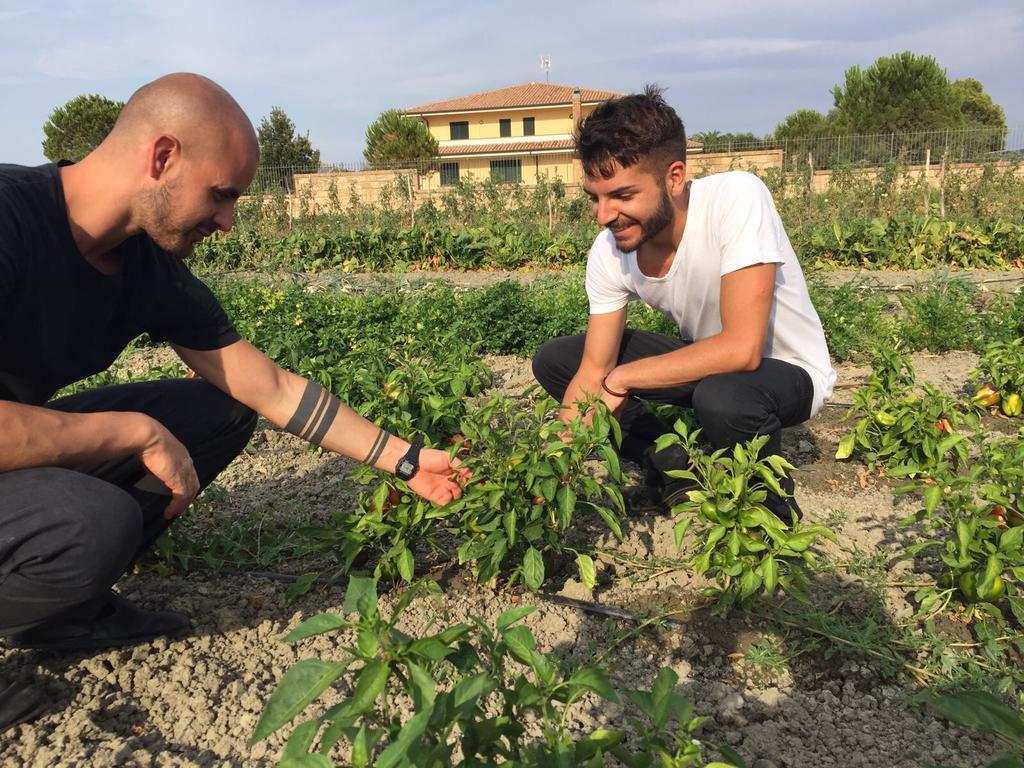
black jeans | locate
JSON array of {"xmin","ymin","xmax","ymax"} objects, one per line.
[
  {"xmin": 532, "ymin": 330, "xmax": 814, "ymax": 480},
  {"xmin": 0, "ymin": 379, "xmax": 257, "ymax": 635}
]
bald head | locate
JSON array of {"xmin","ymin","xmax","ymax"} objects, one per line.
[{"xmin": 109, "ymin": 72, "xmax": 258, "ymax": 160}]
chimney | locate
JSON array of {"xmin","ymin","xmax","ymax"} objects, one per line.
[{"xmin": 571, "ymin": 86, "xmax": 582, "ymax": 132}]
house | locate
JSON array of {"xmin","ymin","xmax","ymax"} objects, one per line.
[{"xmin": 406, "ymin": 82, "xmax": 698, "ymax": 190}]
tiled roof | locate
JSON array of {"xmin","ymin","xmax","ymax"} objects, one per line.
[
  {"xmin": 407, "ymin": 82, "xmax": 624, "ymax": 114},
  {"xmin": 438, "ymin": 139, "xmax": 576, "ymax": 156}
]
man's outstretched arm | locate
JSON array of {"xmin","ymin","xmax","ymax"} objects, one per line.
[{"xmin": 173, "ymin": 339, "xmax": 468, "ymax": 506}]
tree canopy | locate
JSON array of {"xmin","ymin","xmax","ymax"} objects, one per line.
[
  {"xmin": 42, "ymin": 94, "xmax": 125, "ymax": 162},
  {"xmin": 256, "ymin": 107, "xmax": 321, "ymax": 191},
  {"xmin": 364, "ymin": 109, "xmax": 439, "ymax": 168},
  {"xmin": 772, "ymin": 52, "xmax": 1007, "ymax": 141}
]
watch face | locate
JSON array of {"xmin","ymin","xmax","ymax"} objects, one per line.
[{"xmin": 397, "ymin": 459, "xmax": 415, "ymax": 478}]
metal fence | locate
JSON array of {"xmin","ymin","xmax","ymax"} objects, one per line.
[
  {"xmin": 249, "ymin": 125, "xmax": 1023, "ymax": 193},
  {"xmin": 695, "ymin": 125, "xmax": 1024, "ymax": 169}
]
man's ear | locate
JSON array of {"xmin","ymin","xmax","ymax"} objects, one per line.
[
  {"xmin": 665, "ymin": 160, "xmax": 687, "ymax": 197},
  {"xmin": 148, "ymin": 135, "xmax": 180, "ymax": 180}
]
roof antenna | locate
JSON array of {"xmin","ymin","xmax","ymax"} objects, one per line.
[{"xmin": 540, "ymin": 55, "xmax": 551, "ymax": 83}]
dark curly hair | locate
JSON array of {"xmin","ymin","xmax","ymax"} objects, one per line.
[{"xmin": 575, "ymin": 84, "xmax": 687, "ymax": 179}]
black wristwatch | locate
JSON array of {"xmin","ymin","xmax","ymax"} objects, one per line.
[{"xmin": 394, "ymin": 434, "xmax": 424, "ymax": 481}]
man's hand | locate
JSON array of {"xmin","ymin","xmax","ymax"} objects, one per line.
[
  {"xmin": 407, "ymin": 448, "xmax": 471, "ymax": 506},
  {"xmin": 138, "ymin": 420, "xmax": 199, "ymax": 520}
]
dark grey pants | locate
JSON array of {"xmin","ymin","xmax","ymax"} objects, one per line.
[
  {"xmin": 532, "ymin": 330, "xmax": 815, "ymax": 478},
  {"xmin": 0, "ymin": 379, "xmax": 257, "ymax": 635}
]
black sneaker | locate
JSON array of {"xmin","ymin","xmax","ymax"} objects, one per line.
[
  {"xmin": 7, "ymin": 593, "xmax": 190, "ymax": 651},
  {"xmin": 0, "ymin": 677, "xmax": 48, "ymax": 734},
  {"xmin": 623, "ymin": 478, "xmax": 697, "ymax": 516}
]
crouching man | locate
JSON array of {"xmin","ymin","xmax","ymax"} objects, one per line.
[
  {"xmin": 0, "ymin": 73, "xmax": 467, "ymax": 733},
  {"xmin": 532, "ymin": 85, "xmax": 835, "ymax": 520}
]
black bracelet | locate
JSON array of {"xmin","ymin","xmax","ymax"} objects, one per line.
[{"xmin": 602, "ymin": 375, "xmax": 629, "ymax": 398}]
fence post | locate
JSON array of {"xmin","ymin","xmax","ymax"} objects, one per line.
[
  {"xmin": 806, "ymin": 151, "xmax": 814, "ymax": 212},
  {"xmin": 939, "ymin": 145, "xmax": 948, "ymax": 219},
  {"xmin": 405, "ymin": 172, "xmax": 415, "ymax": 228},
  {"xmin": 923, "ymin": 148, "xmax": 931, "ymax": 216}
]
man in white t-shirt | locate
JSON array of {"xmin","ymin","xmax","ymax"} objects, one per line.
[{"xmin": 532, "ymin": 86, "xmax": 835, "ymax": 521}]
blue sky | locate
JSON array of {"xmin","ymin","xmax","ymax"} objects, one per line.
[{"xmin": 2, "ymin": 0, "xmax": 1021, "ymax": 165}]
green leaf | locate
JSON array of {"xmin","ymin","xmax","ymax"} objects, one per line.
[
  {"xmin": 348, "ymin": 660, "xmax": 391, "ymax": 714},
  {"xmin": 557, "ymin": 485, "xmax": 578, "ymax": 524},
  {"xmin": 283, "ymin": 613, "xmax": 349, "ymax": 642},
  {"xmin": 280, "ymin": 720, "xmax": 321, "ymax": 762},
  {"xmin": 343, "ymin": 575, "xmax": 379, "ymax": 619},
  {"xmin": 496, "ymin": 605, "xmax": 536, "ymax": 632},
  {"xmin": 835, "ymin": 432, "xmax": 856, "ymax": 460},
  {"xmin": 567, "ymin": 667, "xmax": 619, "ymax": 702},
  {"xmin": 503, "ymin": 509, "xmax": 517, "ymax": 546},
  {"xmin": 394, "ymin": 547, "xmax": 415, "ymax": 582},
  {"xmin": 502, "ymin": 625, "xmax": 538, "ymax": 665},
  {"xmin": 374, "ymin": 706, "xmax": 434, "ymax": 768},
  {"xmin": 406, "ymin": 661, "xmax": 437, "ymax": 710},
  {"xmin": 250, "ymin": 659, "xmax": 349, "ymax": 744},
  {"xmin": 782, "ymin": 531, "xmax": 818, "ymax": 552},
  {"xmin": 595, "ymin": 502, "xmax": 623, "ymax": 539},
  {"xmin": 351, "ymin": 724, "xmax": 386, "ymax": 767},
  {"xmin": 285, "ymin": 572, "xmax": 320, "ymax": 602},
  {"xmin": 598, "ymin": 444, "xmax": 622, "ymax": 481},
  {"xmin": 576, "ymin": 553, "xmax": 597, "ymax": 589},
  {"xmin": 522, "ymin": 547, "xmax": 545, "ymax": 591},
  {"xmin": 924, "ymin": 689, "xmax": 1024, "ymax": 743}
]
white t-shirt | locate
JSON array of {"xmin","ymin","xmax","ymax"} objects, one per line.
[{"xmin": 585, "ymin": 170, "xmax": 836, "ymax": 416}]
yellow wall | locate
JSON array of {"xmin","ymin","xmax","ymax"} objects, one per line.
[
  {"xmin": 419, "ymin": 103, "xmax": 599, "ymax": 142},
  {"xmin": 420, "ymin": 153, "xmax": 576, "ymax": 191}
]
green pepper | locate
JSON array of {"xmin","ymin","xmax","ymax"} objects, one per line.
[
  {"xmin": 959, "ymin": 571, "xmax": 1007, "ymax": 603},
  {"xmin": 874, "ymin": 410, "xmax": 897, "ymax": 426}
]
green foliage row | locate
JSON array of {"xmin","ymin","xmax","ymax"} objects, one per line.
[
  {"xmin": 192, "ymin": 215, "xmax": 1024, "ymax": 273},
  {"xmin": 204, "ymin": 273, "xmax": 1024, "ymax": 373}
]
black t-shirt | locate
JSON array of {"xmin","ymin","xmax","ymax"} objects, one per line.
[{"xmin": 0, "ymin": 163, "xmax": 240, "ymax": 405}]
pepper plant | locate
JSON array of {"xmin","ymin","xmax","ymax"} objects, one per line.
[
  {"xmin": 302, "ymin": 477, "xmax": 453, "ymax": 584},
  {"xmin": 655, "ymin": 423, "xmax": 835, "ymax": 611},
  {"xmin": 250, "ymin": 577, "xmax": 745, "ymax": 768},
  {"xmin": 972, "ymin": 339, "xmax": 1024, "ymax": 418},
  {"xmin": 446, "ymin": 392, "xmax": 626, "ymax": 591},
  {"xmin": 896, "ymin": 433, "xmax": 1024, "ymax": 623},
  {"xmin": 835, "ymin": 348, "xmax": 978, "ymax": 477}
]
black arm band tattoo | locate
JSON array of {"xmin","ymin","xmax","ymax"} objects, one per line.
[
  {"xmin": 362, "ymin": 428, "xmax": 389, "ymax": 466},
  {"xmin": 285, "ymin": 381, "xmax": 341, "ymax": 446}
]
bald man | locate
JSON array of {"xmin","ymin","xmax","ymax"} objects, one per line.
[{"xmin": 0, "ymin": 73, "xmax": 467, "ymax": 731}]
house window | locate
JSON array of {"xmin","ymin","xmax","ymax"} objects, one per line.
[
  {"xmin": 490, "ymin": 158, "xmax": 522, "ymax": 184},
  {"xmin": 449, "ymin": 121, "xmax": 469, "ymax": 140},
  {"xmin": 499, "ymin": 118, "xmax": 511, "ymax": 137},
  {"xmin": 440, "ymin": 162, "xmax": 460, "ymax": 186},
  {"xmin": 523, "ymin": 117, "xmax": 535, "ymax": 136}
]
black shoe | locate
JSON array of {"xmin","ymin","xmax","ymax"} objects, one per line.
[
  {"xmin": 764, "ymin": 474, "xmax": 803, "ymax": 525},
  {"xmin": 0, "ymin": 677, "xmax": 48, "ymax": 734},
  {"xmin": 7, "ymin": 593, "xmax": 190, "ymax": 651},
  {"xmin": 623, "ymin": 478, "xmax": 696, "ymax": 516}
]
